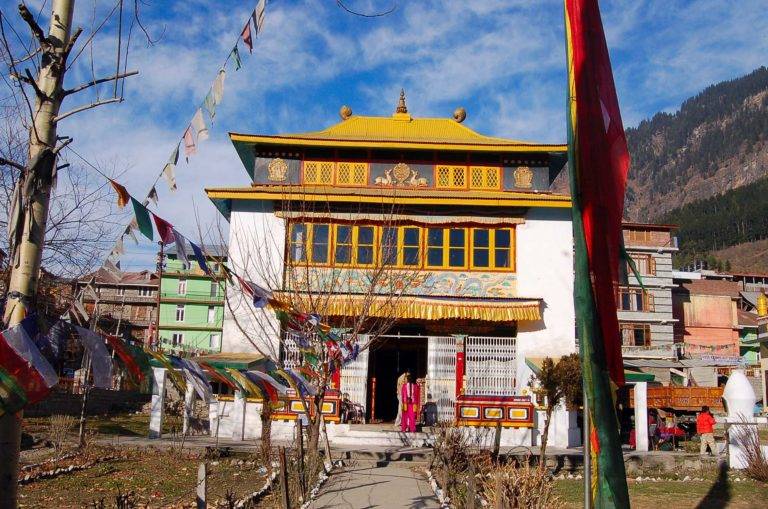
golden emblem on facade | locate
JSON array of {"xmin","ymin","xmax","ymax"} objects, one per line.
[
  {"xmin": 267, "ymin": 158, "xmax": 289, "ymax": 182},
  {"xmin": 374, "ymin": 163, "xmax": 428, "ymax": 187},
  {"xmin": 514, "ymin": 166, "xmax": 533, "ymax": 188}
]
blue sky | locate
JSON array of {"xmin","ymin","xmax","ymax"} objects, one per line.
[{"xmin": 5, "ymin": 0, "xmax": 768, "ymax": 270}]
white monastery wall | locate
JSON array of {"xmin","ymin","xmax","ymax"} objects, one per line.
[
  {"xmin": 514, "ymin": 207, "xmax": 579, "ymax": 448},
  {"xmin": 221, "ymin": 201, "xmax": 285, "ymax": 356}
]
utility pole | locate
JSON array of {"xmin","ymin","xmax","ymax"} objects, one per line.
[
  {"xmin": 154, "ymin": 241, "xmax": 165, "ymax": 349},
  {"xmin": 0, "ymin": 2, "xmax": 76, "ymax": 506}
]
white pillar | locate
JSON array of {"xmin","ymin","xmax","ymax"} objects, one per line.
[
  {"xmin": 634, "ymin": 382, "xmax": 649, "ymax": 452},
  {"xmin": 232, "ymin": 390, "xmax": 246, "ymax": 441},
  {"xmin": 182, "ymin": 383, "xmax": 196, "ymax": 435},
  {"xmin": 209, "ymin": 399, "xmax": 220, "ymax": 437},
  {"xmin": 149, "ymin": 367, "xmax": 167, "ymax": 439}
]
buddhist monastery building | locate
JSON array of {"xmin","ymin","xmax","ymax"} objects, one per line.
[{"xmin": 205, "ymin": 93, "xmax": 580, "ymax": 447}]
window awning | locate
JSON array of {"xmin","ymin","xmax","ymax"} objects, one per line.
[
  {"xmin": 275, "ymin": 210, "xmax": 525, "ymax": 227},
  {"xmin": 275, "ymin": 292, "xmax": 541, "ymax": 322}
]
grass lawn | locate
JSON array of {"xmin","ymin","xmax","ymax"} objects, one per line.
[
  {"xmin": 18, "ymin": 446, "xmax": 270, "ymax": 508},
  {"xmin": 554, "ymin": 477, "xmax": 768, "ymax": 509}
]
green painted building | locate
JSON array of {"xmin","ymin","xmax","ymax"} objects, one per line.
[{"xmin": 158, "ymin": 245, "xmax": 227, "ymax": 353}]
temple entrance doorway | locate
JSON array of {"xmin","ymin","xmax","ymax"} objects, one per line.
[{"xmin": 367, "ymin": 335, "xmax": 428, "ymax": 423}]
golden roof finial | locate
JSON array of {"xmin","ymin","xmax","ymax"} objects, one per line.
[{"xmin": 396, "ymin": 88, "xmax": 408, "ymax": 114}]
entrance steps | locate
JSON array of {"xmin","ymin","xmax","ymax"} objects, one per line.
[
  {"xmin": 328, "ymin": 423, "xmax": 434, "ymax": 447},
  {"xmin": 334, "ymin": 446, "xmax": 433, "ymax": 469}
]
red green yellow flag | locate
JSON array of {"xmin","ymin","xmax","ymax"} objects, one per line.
[{"xmin": 565, "ymin": 0, "xmax": 630, "ymax": 507}]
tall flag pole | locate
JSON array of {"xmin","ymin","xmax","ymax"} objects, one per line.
[{"xmin": 564, "ymin": 0, "xmax": 631, "ymax": 507}]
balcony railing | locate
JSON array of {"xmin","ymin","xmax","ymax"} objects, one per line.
[{"xmin": 160, "ymin": 291, "xmax": 224, "ymax": 303}]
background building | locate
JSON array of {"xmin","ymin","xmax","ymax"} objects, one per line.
[
  {"xmin": 158, "ymin": 245, "xmax": 226, "ymax": 353},
  {"xmin": 76, "ymin": 266, "xmax": 158, "ymax": 343}
]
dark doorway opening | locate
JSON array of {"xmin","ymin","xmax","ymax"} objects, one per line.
[{"xmin": 367, "ymin": 336, "xmax": 427, "ymax": 423}]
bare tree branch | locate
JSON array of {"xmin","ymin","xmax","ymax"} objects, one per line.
[
  {"xmin": 17, "ymin": 4, "xmax": 48, "ymax": 48},
  {"xmin": 23, "ymin": 68, "xmax": 46, "ymax": 99},
  {"xmin": 62, "ymin": 70, "xmax": 138, "ymax": 96},
  {"xmin": 0, "ymin": 156, "xmax": 24, "ymax": 171},
  {"xmin": 53, "ymin": 97, "xmax": 123, "ymax": 122}
]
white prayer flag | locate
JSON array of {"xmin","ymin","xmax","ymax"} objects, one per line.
[{"xmin": 191, "ymin": 109, "xmax": 209, "ymax": 142}]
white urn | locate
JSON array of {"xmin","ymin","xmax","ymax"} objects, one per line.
[{"xmin": 722, "ymin": 369, "xmax": 756, "ymax": 420}]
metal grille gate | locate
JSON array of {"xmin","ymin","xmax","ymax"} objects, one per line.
[
  {"xmin": 339, "ymin": 340, "xmax": 369, "ymax": 415},
  {"xmin": 464, "ymin": 336, "xmax": 516, "ymax": 396},
  {"xmin": 427, "ymin": 336, "xmax": 457, "ymax": 423}
]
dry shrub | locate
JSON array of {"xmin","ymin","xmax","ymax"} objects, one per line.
[
  {"xmin": 48, "ymin": 414, "xmax": 76, "ymax": 457},
  {"xmin": 481, "ymin": 459, "xmax": 564, "ymax": 509},
  {"xmin": 430, "ymin": 424, "xmax": 492, "ymax": 507},
  {"xmin": 737, "ymin": 424, "xmax": 768, "ymax": 483}
]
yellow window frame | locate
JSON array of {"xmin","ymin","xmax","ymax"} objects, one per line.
[
  {"xmin": 303, "ymin": 160, "xmax": 334, "ymax": 185},
  {"xmin": 425, "ymin": 227, "xmax": 468, "ymax": 269},
  {"xmin": 288, "ymin": 223, "xmax": 308, "ymax": 263},
  {"xmin": 469, "ymin": 227, "xmax": 516, "ymax": 271},
  {"xmin": 333, "ymin": 225, "xmax": 377, "ymax": 267},
  {"xmin": 307, "ymin": 223, "xmax": 331, "ymax": 265},
  {"xmin": 378, "ymin": 226, "xmax": 422, "ymax": 268},
  {"xmin": 435, "ymin": 165, "xmax": 468, "ymax": 189},
  {"xmin": 336, "ymin": 162, "xmax": 369, "ymax": 186},
  {"xmin": 469, "ymin": 166, "xmax": 502, "ymax": 190}
]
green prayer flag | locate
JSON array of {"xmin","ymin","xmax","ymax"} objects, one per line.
[
  {"xmin": 230, "ymin": 46, "xmax": 242, "ymax": 71},
  {"xmin": 131, "ymin": 197, "xmax": 153, "ymax": 241}
]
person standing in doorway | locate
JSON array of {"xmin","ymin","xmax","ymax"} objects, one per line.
[
  {"xmin": 395, "ymin": 370, "xmax": 410, "ymax": 427},
  {"xmin": 697, "ymin": 405, "xmax": 717, "ymax": 456},
  {"xmin": 401, "ymin": 374, "xmax": 420, "ymax": 433}
]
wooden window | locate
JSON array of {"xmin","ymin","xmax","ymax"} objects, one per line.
[
  {"xmin": 426, "ymin": 228, "xmax": 445, "ymax": 268},
  {"xmin": 628, "ymin": 254, "xmax": 655, "ymax": 276},
  {"xmin": 310, "ymin": 224, "xmax": 330, "ymax": 263},
  {"xmin": 448, "ymin": 229, "xmax": 466, "ymax": 268},
  {"xmin": 616, "ymin": 287, "xmax": 654, "ymax": 312},
  {"xmin": 209, "ymin": 333, "xmax": 221, "ymax": 349},
  {"xmin": 334, "ymin": 225, "xmax": 353, "ymax": 264},
  {"xmin": 175, "ymin": 304, "xmax": 185, "ymax": 322},
  {"xmin": 177, "ymin": 279, "xmax": 187, "ymax": 295},
  {"xmin": 469, "ymin": 166, "xmax": 501, "ymax": 190},
  {"xmin": 435, "ymin": 165, "xmax": 467, "ymax": 189},
  {"xmin": 172, "ymin": 332, "xmax": 184, "ymax": 346},
  {"xmin": 402, "ymin": 227, "xmax": 421, "ymax": 267},
  {"xmin": 207, "ymin": 306, "xmax": 216, "ymax": 323},
  {"xmin": 356, "ymin": 226, "xmax": 375, "ymax": 266},
  {"xmin": 289, "ymin": 223, "xmax": 308, "ymax": 262},
  {"xmin": 426, "ymin": 228, "xmax": 467, "ymax": 268},
  {"xmin": 470, "ymin": 228, "xmax": 515, "ymax": 271},
  {"xmin": 303, "ymin": 161, "xmax": 334, "ymax": 185},
  {"xmin": 620, "ymin": 323, "xmax": 651, "ymax": 346},
  {"xmin": 381, "ymin": 227, "xmax": 398, "ymax": 266},
  {"xmin": 337, "ymin": 162, "xmax": 368, "ymax": 186}
]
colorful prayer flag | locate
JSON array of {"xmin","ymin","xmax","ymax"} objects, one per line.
[
  {"xmin": 130, "ymin": 197, "xmax": 153, "ymax": 241},
  {"xmin": 147, "ymin": 186, "xmax": 159, "ymax": 207},
  {"xmin": 109, "ymin": 180, "xmax": 130, "ymax": 208},
  {"xmin": 212, "ymin": 70, "xmax": 225, "ymax": 105},
  {"xmin": 190, "ymin": 241, "xmax": 211, "ymax": 275},
  {"xmin": 151, "ymin": 213, "xmax": 175, "ymax": 245},
  {"xmin": 230, "ymin": 46, "xmax": 242, "ymax": 70},
  {"xmin": 240, "ymin": 20, "xmax": 253, "ymax": 53},
  {"xmin": 565, "ymin": 0, "xmax": 631, "ymax": 506},
  {"xmin": 203, "ymin": 90, "xmax": 216, "ymax": 121},
  {"xmin": 163, "ymin": 144, "xmax": 180, "ymax": 192},
  {"xmin": 183, "ymin": 126, "xmax": 196, "ymax": 159},
  {"xmin": 191, "ymin": 108, "xmax": 209, "ymax": 142},
  {"xmin": 253, "ymin": 0, "xmax": 267, "ymax": 36},
  {"xmin": 73, "ymin": 326, "xmax": 113, "ymax": 389},
  {"xmin": 172, "ymin": 229, "xmax": 189, "ymax": 265},
  {"xmin": 105, "ymin": 335, "xmax": 144, "ymax": 383},
  {"xmin": 0, "ymin": 318, "xmax": 59, "ymax": 413}
]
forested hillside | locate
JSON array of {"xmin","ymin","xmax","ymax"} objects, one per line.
[
  {"xmin": 624, "ymin": 66, "xmax": 768, "ymax": 221},
  {"xmin": 660, "ymin": 177, "xmax": 768, "ymax": 269}
]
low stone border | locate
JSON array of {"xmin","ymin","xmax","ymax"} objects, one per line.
[
  {"xmin": 21, "ymin": 451, "xmax": 80, "ymax": 472},
  {"xmin": 424, "ymin": 469, "xmax": 451, "ymax": 508},
  {"xmin": 299, "ymin": 460, "xmax": 344, "ymax": 509},
  {"xmin": 234, "ymin": 462, "xmax": 279, "ymax": 508},
  {"xmin": 19, "ymin": 456, "xmax": 118, "ymax": 484}
]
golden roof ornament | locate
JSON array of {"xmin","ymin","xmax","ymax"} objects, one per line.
[
  {"xmin": 396, "ymin": 89, "xmax": 408, "ymax": 114},
  {"xmin": 340, "ymin": 105, "xmax": 352, "ymax": 120},
  {"xmin": 453, "ymin": 107, "xmax": 467, "ymax": 123}
]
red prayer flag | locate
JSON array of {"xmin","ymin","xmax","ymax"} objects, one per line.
[
  {"xmin": 566, "ymin": 0, "xmax": 629, "ymax": 386},
  {"xmin": 151, "ymin": 213, "xmax": 175, "ymax": 245},
  {"xmin": 105, "ymin": 335, "xmax": 144, "ymax": 383},
  {"xmin": 240, "ymin": 21, "xmax": 253, "ymax": 53},
  {"xmin": 0, "ymin": 320, "xmax": 59, "ymax": 408}
]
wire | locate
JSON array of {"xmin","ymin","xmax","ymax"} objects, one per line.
[{"xmin": 336, "ymin": 0, "xmax": 397, "ymax": 18}]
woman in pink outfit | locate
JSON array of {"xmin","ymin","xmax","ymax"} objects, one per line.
[{"xmin": 400, "ymin": 375, "xmax": 420, "ymax": 433}]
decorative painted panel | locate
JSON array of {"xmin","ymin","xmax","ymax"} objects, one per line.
[
  {"xmin": 502, "ymin": 165, "xmax": 549, "ymax": 191},
  {"xmin": 370, "ymin": 162, "xmax": 432, "ymax": 187},
  {"xmin": 286, "ymin": 267, "xmax": 518, "ymax": 298},
  {"xmin": 253, "ymin": 156, "xmax": 301, "ymax": 185}
]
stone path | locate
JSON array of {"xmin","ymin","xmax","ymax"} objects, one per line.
[{"xmin": 311, "ymin": 461, "xmax": 440, "ymax": 509}]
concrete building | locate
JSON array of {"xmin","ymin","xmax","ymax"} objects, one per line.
[
  {"xmin": 158, "ymin": 245, "xmax": 226, "ymax": 353},
  {"xmin": 204, "ymin": 96, "xmax": 580, "ymax": 447},
  {"xmin": 76, "ymin": 267, "xmax": 158, "ymax": 343}
]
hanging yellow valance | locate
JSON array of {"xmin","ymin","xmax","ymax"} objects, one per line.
[{"xmin": 274, "ymin": 292, "xmax": 541, "ymax": 322}]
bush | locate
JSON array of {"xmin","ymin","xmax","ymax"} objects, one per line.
[
  {"xmin": 481, "ymin": 459, "xmax": 564, "ymax": 509},
  {"xmin": 737, "ymin": 424, "xmax": 768, "ymax": 483}
]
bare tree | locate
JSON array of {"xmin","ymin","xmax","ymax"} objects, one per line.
[{"xmin": 208, "ymin": 188, "xmax": 420, "ymax": 468}]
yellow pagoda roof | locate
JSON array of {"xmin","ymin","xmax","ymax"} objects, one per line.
[
  {"xmin": 230, "ymin": 91, "xmax": 564, "ymax": 154},
  {"xmin": 230, "ymin": 114, "xmax": 563, "ymax": 153}
]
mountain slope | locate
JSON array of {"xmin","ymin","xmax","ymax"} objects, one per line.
[{"xmin": 624, "ymin": 66, "xmax": 768, "ymax": 221}]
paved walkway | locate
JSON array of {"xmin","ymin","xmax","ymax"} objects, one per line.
[{"xmin": 311, "ymin": 461, "xmax": 440, "ymax": 509}]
